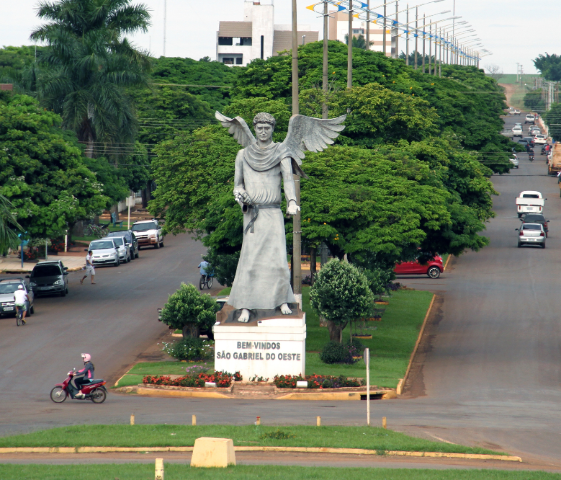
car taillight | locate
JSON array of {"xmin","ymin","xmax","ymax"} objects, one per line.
[
  {"xmin": 540, "ymin": 232, "xmax": 545, "ymax": 237},
  {"xmin": 519, "ymin": 231, "xmax": 523, "ymax": 236}
]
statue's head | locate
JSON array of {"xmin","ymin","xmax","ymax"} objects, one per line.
[{"xmin": 253, "ymin": 112, "xmax": 275, "ymax": 143}]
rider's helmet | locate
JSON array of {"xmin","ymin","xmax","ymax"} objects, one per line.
[
  {"xmin": 81, "ymin": 353, "xmax": 91, "ymax": 363},
  {"xmin": 17, "ymin": 285, "xmax": 23, "ymax": 289}
]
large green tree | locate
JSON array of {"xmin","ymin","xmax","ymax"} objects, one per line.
[
  {"xmin": 30, "ymin": 0, "xmax": 151, "ymax": 157},
  {"xmin": 0, "ymin": 95, "xmax": 108, "ymax": 238},
  {"xmin": 534, "ymin": 53, "xmax": 561, "ymax": 82},
  {"xmin": 544, "ymin": 103, "xmax": 561, "ymax": 141}
]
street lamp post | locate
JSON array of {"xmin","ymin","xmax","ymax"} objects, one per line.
[
  {"xmin": 291, "ymin": 0, "xmax": 302, "ymax": 304},
  {"xmin": 414, "ymin": 6, "xmax": 418, "ymax": 68}
]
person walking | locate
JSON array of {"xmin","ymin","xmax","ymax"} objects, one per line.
[{"xmin": 80, "ymin": 250, "xmax": 96, "ymax": 285}]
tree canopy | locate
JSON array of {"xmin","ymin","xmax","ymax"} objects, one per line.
[
  {"xmin": 533, "ymin": 53, "xmax": 561, "ymax": 82},
  {"xmin": 0, "ymin": 94, "xmax": 107, "ymax": 238}
]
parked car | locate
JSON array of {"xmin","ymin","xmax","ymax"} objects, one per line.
[
  {"xmin": 394, "ymin": 256, "xmax": 444, "ymax": 279},
  {"xmin": 88, "ymin": 238, "xmax": 120, "ymax": 267},
  {"xmin": 28, "ymin": 261, "xmax": 69, "ymax": 297},
  {"xmin": 0, "ymin": 278, "xmax": 34, "ymax": 317},
  {"xmin": 509, "ymin": 154, "xmax": 519, "ymax": 169},
  {"xmin": 534, "ymin": 135, "xmax": 547, "ymax": 145},
  {"xmin": 131, "ymin": 220, "xmax": 164, "ymax": 249},
  {"xmin": 511, "ymin": 126, "xmax": 523, "ymax": 137},
  {"xmin": 106, "ymin": 230, "xmax": 139, "ymax": 260},
  {"xmin": 516, "ymin": 223, "xmax": 546, "ymax": 248},
  {"xmin": 525, "ymin": 114, "xmax": 535, "ymax": 124},
  {"xmin": 101, "ymin": 235, "xmax": 131, "ymax": 263},
  {"xmin": 520, "ymin": 213, "xmax": 549, "ymax": 237},
  {"xmin": 514, "ymin": 109, "xmax": 521, "ymax": 115}
]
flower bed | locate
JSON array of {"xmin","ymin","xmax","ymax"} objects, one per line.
[
  {"xmin": 273, "ymin": 374, "xmax": 365, "ymax": 389},
  {"xmin": 143, "ymin": 371, "xmax": 242, "ymax": 388}
]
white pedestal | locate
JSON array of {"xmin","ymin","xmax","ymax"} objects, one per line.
[{"xmin": 214, "ymin": 315, "xmax": 306, "ymax": 381}]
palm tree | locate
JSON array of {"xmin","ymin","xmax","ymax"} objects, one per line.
[
  {"xmin": 0, "ymin": 195, "xmax": 22, "ymax": 255},
  {"xmin": 30, "ymin": 0, "xmax": 151, "ymax": 158}
]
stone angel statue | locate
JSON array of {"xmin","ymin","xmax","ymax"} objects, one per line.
[{"xmin": 215, "ymin": 111, "xmax": 346, "ymax": 323}]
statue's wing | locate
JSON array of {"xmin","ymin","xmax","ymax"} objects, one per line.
[
  {"xmin": 215, "ymin": 111, "xmax": 256, "ymax": 147},
  {"xmin": 283, "ymin": 114, "xmax": 347, "ymax": 163}
]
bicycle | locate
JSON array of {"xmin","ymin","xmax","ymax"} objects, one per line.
[
  {"xmin": 199, "ymin": 273, "xmax": 214, "ymax": 290},
  {"xmin": 16, "ymin": 306, "xmax": 25, "ymax": 327}
]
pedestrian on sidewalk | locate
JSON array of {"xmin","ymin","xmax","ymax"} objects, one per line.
[{"xmin": 80, "ymin": 250, "xmax": 96, "ymax": 285}]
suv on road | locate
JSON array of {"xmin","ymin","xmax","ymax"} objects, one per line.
[
  {"xmin": 106, "ymin": 230, "xmax": 139, "ymax": 260},
  {"xmin": 0, "ymin": 278, "xmax": 35, "ymax": 317},
  {"xmin": 28, "ymin": 261, "xmax": 69, "ymax": 297},
  {"xmin": 131, "ymin": 220, "xmax": 164, "ymax": 249},
  {"xmin": 511, "ymin": 126, "xmax": 523, "ymax": 137},
  {"xmin": 525, "ymin": 114, "xmax": 535, "ymax": 124}
]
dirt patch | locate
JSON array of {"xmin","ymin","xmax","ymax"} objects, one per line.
[
  {"xmin": 400, "ymin": 294, "xmax": 444, "ymax": 398},
  {"xmin": 500, "ymin": 83, "xmax": 516, "ymax": 107}
]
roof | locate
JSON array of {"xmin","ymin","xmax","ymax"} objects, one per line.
[
  {"xmin": 218, "ymin": 21, "xmax": 252, "ymax": 37},
  {"xmin": 273, "ymin": 30, "xmax": 319, "ymax": 55}
]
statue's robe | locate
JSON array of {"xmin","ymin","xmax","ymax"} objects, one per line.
[{"xmin": 227, "ymin": 142, "xmax": 297, "ymax": 310}]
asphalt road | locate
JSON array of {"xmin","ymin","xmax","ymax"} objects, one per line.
[{"xmin": 1, "ymin": 115, "xmax": 560, "ymax": 468}]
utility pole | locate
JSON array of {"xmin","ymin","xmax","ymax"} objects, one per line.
[
  {"xmin": 428, "ymin": 24, "xmax": 432, "ymax": 74},
  {"xmin": 422, "ymin": 14, "xmax": 426, "ymax": 73},
  {"xmin": 394, "ymin": 1, "xmax": 399, "ymax": 59},
  {"xmin": 405, "ymin": 5, "xmax": 409, "ymax": 65},
  {"xmin": 366, "ymin": 0, "xmax": 370, "ymax": 53},
  {"xmin": 383, "ymin": 2, "xmax": 387, "ymax": 55},
  {"xmin": 438, "ymin": 27, "xmax": 442, "ymax": 76},
  {"xmin": 348, "ymin": 2, "xmax": 353, "ymax": 87},
  {"xmin": 291, "ymin": 0, "xmax": 302, "ymax": 306},
  {"xmin": 163, "ymin": 0, "xmax": 167, "ymax": 56},
  {"xmin": 414, "ymin": 6, "xmax": 418, "ymax": 69},
  {"xmin": 322, "ymin": 0, "xmax": 328, "ymax": 119}
]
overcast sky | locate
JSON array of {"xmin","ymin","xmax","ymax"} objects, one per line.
[{"xmin": 2, "ymin": 0, "xmax": 558, "ymax": 74}]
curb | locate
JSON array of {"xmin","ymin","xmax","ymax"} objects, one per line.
[
  {"xmin": 0, "ymin": 446, "xmax": 521, "ymax": 462},
  {"xmin": 399, "ymin": 294, "xmax": 436, "ymax": 395},
  {"xmin": 117, "ymin": 386, "xmax": 397, "ymax": 401},
  {"xmin": 443, "ymin": 254, "xmax": 453, "ymax": 272}
]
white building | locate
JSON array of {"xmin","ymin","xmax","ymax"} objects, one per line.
[
  {"xmin": 329, "ymin": 11, "xmax": 392, "ymax": 55},
  {"xmin": 217, "ymin": 1, "xmax": 318, "ymax": 67}
]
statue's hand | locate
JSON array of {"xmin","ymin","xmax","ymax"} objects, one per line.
[
  {"xmin": 234, "ymin": 190, "xmax": 251, "ymax": 205},
  {"xmin": 286, "ymin": 201, "xmax": 300, "ymax": 216}
]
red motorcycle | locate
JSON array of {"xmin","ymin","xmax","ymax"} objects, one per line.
[{"xmin": 50, "ymin": 370, "xmax": 107, "ymax": 404}]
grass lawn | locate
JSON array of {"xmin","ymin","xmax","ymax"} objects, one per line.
[
  {"xmin": 145, "ymin": 286, "xmax": 432, "ymax": 389},
  {"xmin": 303, "ymin": 288, "xmax": 433, "ymax": 388},
  {"xmin": 0, "ymin": 465, "xmax": 556, "ymax": 480},
  {"xmin": 115, "ymin": 361, "xmax": 214, "ymax": 388},
  {"xmin": 0, "ymin": 425, "xmax": 501, "ymax": 455}
]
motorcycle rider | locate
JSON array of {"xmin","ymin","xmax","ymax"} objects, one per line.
[{"xmin": 72, "ymin": 353, "xmax": 95, "ymax": 399}]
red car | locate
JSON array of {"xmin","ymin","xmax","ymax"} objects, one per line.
[{"xmin": 394, "ymin": 256, "xmax": 444, "ymax": 279}]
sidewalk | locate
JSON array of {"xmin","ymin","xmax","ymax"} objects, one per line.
[{"xmin": 0, "ymin": 255, "xmax": 85, "ymax": 273}]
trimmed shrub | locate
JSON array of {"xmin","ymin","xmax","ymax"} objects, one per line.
[
  {"xmin": 161, "ymin": 338, "xmax": 213, "ymax": 361},
  {"xmin": 320, "ymin": 340, "xmax": 364, "ymax": 364}
]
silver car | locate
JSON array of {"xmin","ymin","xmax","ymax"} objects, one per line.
[
  {"xmin": 89, "ymin": 239, "xmax": 120, "ymax": 267},
  {"xmin": 100, "ymin": 236, "xmax": 131, "ymax": 263},
  {"xmin": 516, "ymin": 223, "xmax": 546, "ymax": 248},
  {"xmin": 0, "ymin": 279, "xmax": 35, "ymax": 317}
]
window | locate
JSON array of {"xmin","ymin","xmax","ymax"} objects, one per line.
[
  {"xmin": 352, "ymin": 28, "xmax": 364, "ymax": 34},
  {"xmin": 236, "ymin": 57, "xmax": 243, "ymax": 65},
  {"xmin": 32, "ymin": 266, "xmax": 62, "ymax": 277},
  {"xmin": 240, "ymin": 37, "xmax": 252, "ymax": 46},
  {"xmin": 218, "ymin": 37, "xmax": 233, "ymax": 46},
  {"xmin": 222, "ymin": 58, "xmax": 234, "ymax": 65}
]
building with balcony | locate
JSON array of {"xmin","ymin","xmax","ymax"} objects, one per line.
[{"xmin": 216, "ymin": 0, "xmax": 318, "ymax": 67}]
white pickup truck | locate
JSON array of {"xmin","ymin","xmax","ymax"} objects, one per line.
[{"xmin": 516, "ymin": 191, "xmax": 545, "ymax": 217}]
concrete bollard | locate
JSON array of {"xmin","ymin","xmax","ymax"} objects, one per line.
[
  {"xmin": 382, "ymin": 417, "xmax": 387, "ymax": 429},
  {"xmin": 192, "ymin": 415, "xmax": 197, "ymax": 426},
  {"xmin": 155, "ymin": 457, "xmax": 164, "ymax": 480},
  {"xmin": 191, "ymin": 437, "xmax": 236, "ymax": 468},
  {"xmin": 316, "ymin": 416, "xmax": 321, "ymax": 427},
  {"xmin": 130, "ymin": 414, "xmax": 135, "ymax": 426}
]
